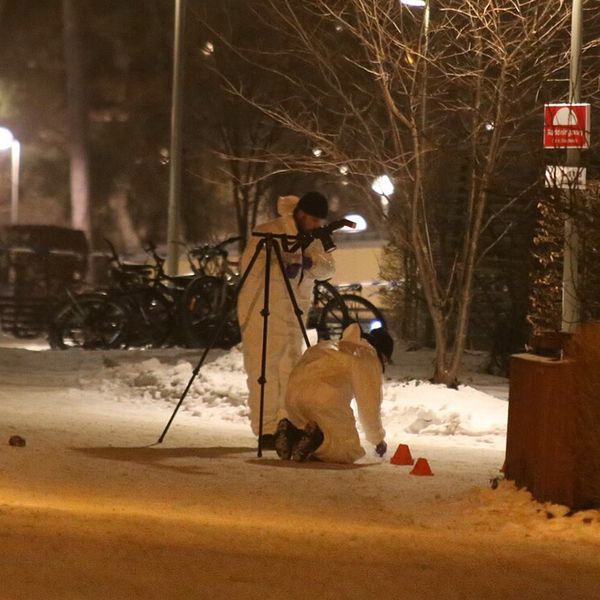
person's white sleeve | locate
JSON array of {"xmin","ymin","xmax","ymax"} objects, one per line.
[
  {"xmin": 304, "ymin": 239, "xmax": 335, "ymax": 280},
  {"xmin": 351, "ymin": 353, "xmax": 385, "ymax": 445}
]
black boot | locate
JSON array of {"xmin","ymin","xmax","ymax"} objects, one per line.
[
  {"xmin": 291, "ymin": 421, "xmax": 324, "ymax": 462},
  {"xmin": 274, "ymin": 418, "xmax": 301, "ymax": 460}
]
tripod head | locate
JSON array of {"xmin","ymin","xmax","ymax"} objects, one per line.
[
  {"xmin": 295, "ymin": 218, "xmax": 357, "ymax": 253},
  {"xmin": 252, "ymin": 218, "xmax": 356, "ymax": 254}
]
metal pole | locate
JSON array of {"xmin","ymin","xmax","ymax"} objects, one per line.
[
  {"xmin": 420, "ymin": 0, "xmax": 430, "ymax": 136},
  {"xmin": 561, "ymin": 0, "xmax": 583, "ymax": 332},
  {"xmin": 166, "ymin": 0, "xmax": 186, "ymax": 276},
  {"xmin": 10, "ymin": 140, "xmax": 19, "ymax": 224}
]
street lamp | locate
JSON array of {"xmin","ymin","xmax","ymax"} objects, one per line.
[
  {"xmin": 0, "ymin": 127, "xmax": 13, "ymax": 151},
  {"xmin": 0, "ymin": 127, "xmax": 20, "ymax": 224},
  {"xmin": 166, "ymin": 0, "xmax": 187, "ymax": 276},
  {"xmin": 10, "ymin": 141, "xmax": 20, "ymax": 224},
  {"xmin": 400, "ymin": 0, "xmax": 430, "ymax": 137},
  {"xmin": 372, "ymin": 175, "xmax": 394, "ymax": 197},
  {"xmin": 372, "ymin": 175, "xmax": 394, "ymax": 215}
]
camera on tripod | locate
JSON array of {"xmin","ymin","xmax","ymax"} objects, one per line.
[{"xmin": 294, "ymin": 218, "xmax": 357, "ymax": 253}]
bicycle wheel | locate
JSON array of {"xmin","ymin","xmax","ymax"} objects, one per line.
[
  {"xmin": 318, "ymin": 293, "xmax": 385, "ymax": 341},
  {"xmin": 316, "ymin": 294, "xmax": 350, "ymax": 341},
  {"xmin": 48, "ymin": 293, "xmax": 128, "ymax": 349},
  {"xmin": 307, "ymin": 280, "xmax": 340, "ymax": 329},
  {"xmin": 180, "ymin": 275, "xmax": 240, "ymax": 349},
  {"xmin": 341, "ymin": 293, "xmax": 386, "ymax": 332},
  {"xmin": 124, "ymin": 288, "xmax": 174, "ymax": 347}
]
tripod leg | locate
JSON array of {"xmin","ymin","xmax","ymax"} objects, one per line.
[
  {"xmin": 156, "ymin": 238, "xmax": 266, "ymax": 444},
  {"xmin": 256, "ymin": 238, "xmax": 273, "ymax": 458},
  {"xmin": 272, "ymin": 240, "xmax": 311, "ymax": 348},
  {"xmin": 157, "ymin": 343, "xmax": 211, "ymax": 443}
]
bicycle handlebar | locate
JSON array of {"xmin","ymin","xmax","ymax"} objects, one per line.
[
  {"xmin": 103, "ymin": 238, "xmax": 122, "ymax": 265},
  {"xmin": 189, "ymin": 236, "xmax": 242, "ymax": 258},
  {"xmin": 104, "ymin": 238, "xmax": 171, "ymax": 285},
  {"xmin": 216, "ymin": 236, "xmax": 242, "ymax": 249},
  {"xmin": 143, "ymin": 241, "xmax": 165, "ymax": 268}
]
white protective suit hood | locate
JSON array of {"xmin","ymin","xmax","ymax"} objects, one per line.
[{"xmin": 277, "ymin": 195, "xmax": 299, "ymax": 217}]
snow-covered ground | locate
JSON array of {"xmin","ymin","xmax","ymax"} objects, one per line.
[{"xmin": 1, "ymin": 332, "xmax": 599, "ymax": 599}]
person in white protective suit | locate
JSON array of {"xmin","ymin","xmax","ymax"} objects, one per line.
[
  {"xmin": 237, "ymin": 192, "xmax": 335, "ymax": 447},
  {"xmin": 274, "ymin": 323, "xmax": 394, "ymax": 464}
]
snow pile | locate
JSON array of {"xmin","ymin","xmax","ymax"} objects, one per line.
[
  {"xmin": 85, "ymin": 348, "xmax": 508, "ymax": 445},
  {"xmin": 382, "ymin": 379, "xmax": 507, "ymax": 438},
  {"xmin": 464, "ymin": 480, "xmax": 600, "ymax": 540},
  {"xmin": 88, "ymin": 348, "xmax": 249, "ymax": 425}
]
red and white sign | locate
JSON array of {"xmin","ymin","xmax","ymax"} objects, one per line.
[{"xmin": 544, "ymin": 103, "xmax": 590, "ymax": 149}]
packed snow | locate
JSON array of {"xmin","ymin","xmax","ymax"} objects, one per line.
[{"xmin": 1, "ymin": 333, "xmax": 599, "ymax": 599}]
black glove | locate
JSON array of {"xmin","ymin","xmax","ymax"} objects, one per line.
[{"xmin": 375, "ymin": 440, "xmax": 387, "ymax": 457}]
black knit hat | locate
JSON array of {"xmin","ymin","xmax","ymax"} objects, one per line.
[
  {"xmin": 363, "ymin": 328, "xmax": 394, "ymax": 363},
  {"xmin": 296, "ymin": 191, "xmax": 329, "ymax": 219}
]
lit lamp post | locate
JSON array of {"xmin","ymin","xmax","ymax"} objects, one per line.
[
  {"xmin": 400, "ymin": 0, "xmax": 430, "ymax": 137},
  {"xmin": 0, "ymin": 127, "xmax": 20, "ymax": 225},
  {"xmin": 372, "ymin": 174, "xmax": 395, "ymax": 215},
  {"xmin": 166, "ymin": 0, "xmax": 187, "ymax": 276},
  {"xmin": 399, "ymin": 0, "xmax": 429, "ymax": 34}
]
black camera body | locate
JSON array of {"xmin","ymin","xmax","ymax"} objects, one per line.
[{"xmin": 296, "ymin": 218, "xmax": 356, "ymax": 253}]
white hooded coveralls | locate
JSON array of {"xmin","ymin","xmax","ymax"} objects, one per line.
[
  {"xmin": 237, "ymin": 196, "xmax": 335, "ymax": 436},
  {"xmin": 285, "ymin": 323, "xmax": 385, "ymax": 463}
]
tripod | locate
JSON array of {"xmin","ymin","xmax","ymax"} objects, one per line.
[{"xmin": 157, "ymin": 232, "xmax": 311, "ymax": 457}]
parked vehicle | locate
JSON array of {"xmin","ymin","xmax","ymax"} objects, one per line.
[{"xmin": 0, "ymin": 225, "xmax": 88, "ymax": 338}]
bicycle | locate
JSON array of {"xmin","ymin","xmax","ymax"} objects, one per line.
[
  {"xmin": 179, "ymin": 237, "xmax": 242, "ymax": 349},
  {"xmin": 48, "ymin": 289, "xmax": 129, "ymax": 349},
  {"xmin": 49, "ymin": 240, "xmax": 192, "ymax": 349}
]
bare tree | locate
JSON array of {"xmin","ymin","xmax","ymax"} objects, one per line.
[
  {"xmin": 216, "ymin": 0, "xmax": 579, "ymax": 384},
  {"xmin": 187, "ymin": 2, "xmax": 297, "ymax": 247},
  {"xmin": 195, "ymin": 88, "xmax": 285, "ymax": 246}
]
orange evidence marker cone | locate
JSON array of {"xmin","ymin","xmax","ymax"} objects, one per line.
[
  {"xmin": 390, "ymin": 444, "xmax": 415, "ymax": 466},
  {"xmin": 409, "ymin": 457, "xmax": 434, "ymax": 476}
]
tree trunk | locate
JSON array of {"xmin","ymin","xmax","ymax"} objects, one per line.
[
  {"xmin": 107, "ymin": 187, "xmax": 141, "ymax": 252},
  {"xmin": 62, "ymin": 0, "xmax": 92, "ymax": 241}
]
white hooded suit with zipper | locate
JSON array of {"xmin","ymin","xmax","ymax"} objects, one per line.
[
  {"xmin": 237, "ymin": 196, "xmax": 335, "ymax": 436},
  {"xmin": 285, "ymin": 323, "xmax": 385, "ymax": 464}
]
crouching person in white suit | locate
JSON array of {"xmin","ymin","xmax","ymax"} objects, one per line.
[{"xmin": 275, "ymin": 323, "xmax": 393, "ymax": 463}]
